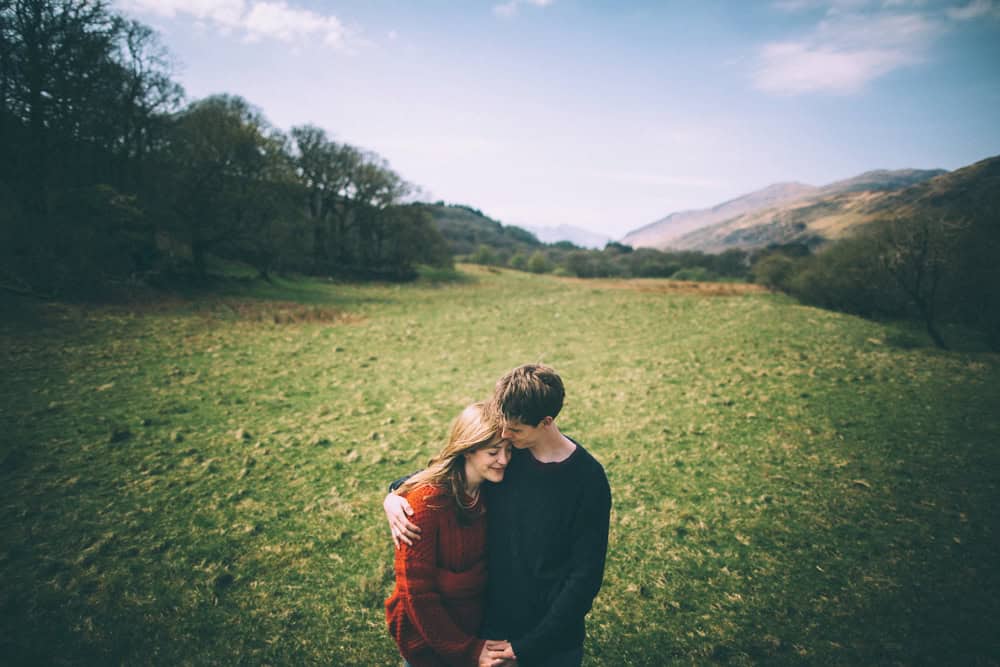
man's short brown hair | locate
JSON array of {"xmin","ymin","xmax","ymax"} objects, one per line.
[{"xmin": 490, "ymin": 363, "xmax": 564, "ymax": 426}]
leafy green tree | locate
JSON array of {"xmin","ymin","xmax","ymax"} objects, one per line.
[
  {"xmin": 472, "ymin": 244, "xmax": 497, "ymax": 265},
  {"xmin": 751, "ymin": 253, "xmax": 797, "ymax": 290},
  {"xmin": 1, "ymin": 0, "xmax": 180, "ymax": 293},
  {"xmin": 348, "ymin": 154, "xmax": 410, "ymax": 272},
  {"xmin": 527, "ymin": 250, "xmax": 551, "ymax": 274},
  {"xmin": 375, "ymin": 204, "xmax": 452, "ymax": 278},
  {"xmin": 290, "ymin": 124, "xmax": 359, "ymax": 272},
  {"xmin": 604, "ymin": 241, "xmax": 633, "ymax": 254},
  {"xmin": 163, "ymin": 95, "xmax": 296, "ymax": 279}
]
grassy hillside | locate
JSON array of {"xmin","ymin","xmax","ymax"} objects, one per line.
[
  {"xmin": 2, "ymin": 268, "xmax": 998, "ymax": 665},
  {"xmin": 624, "ymin": 169, "xmax": 946, "ymax": 252},
  {"xmin": 422, "ymin": 203, "xmax": 543, "ymax": 257},
  {"xmin": 671, "ymin": 158, "xmax": 995, "ymax": 253}
]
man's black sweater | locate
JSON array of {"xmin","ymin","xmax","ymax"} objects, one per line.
[{"xmin": 481, "ymin": 438, "xmax": 612, "ymax": 665}]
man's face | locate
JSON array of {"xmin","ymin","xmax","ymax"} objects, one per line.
[{"xmin": 501, "ymin": 417, "xmax": 545, "ymax": 450}]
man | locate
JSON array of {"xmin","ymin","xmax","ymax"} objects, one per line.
[{"xmin": 385, "ymin": 364, "xmax": 612, "ymax": 666}]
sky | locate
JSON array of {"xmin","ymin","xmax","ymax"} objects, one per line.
[{"xmin": 116, "ymin": 0, "xmax": 1000, "ymax": 240}]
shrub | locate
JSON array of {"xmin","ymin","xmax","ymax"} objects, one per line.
[{"xmin": 527, "ymin": 251, "xmax": 551, "ymax": 274}]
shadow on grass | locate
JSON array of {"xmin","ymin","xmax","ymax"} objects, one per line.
[
  {"xmin": 720, "ymin": 372, "xmax": 1000, "ymax": 665},
  {"xmin": 882, "ymin": 319, "xmax": 997, "ymax": 354}
]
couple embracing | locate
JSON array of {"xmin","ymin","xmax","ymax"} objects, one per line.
[{"xmin": 383, "ymin": 364, "xmax": 612, "ymax": 667}]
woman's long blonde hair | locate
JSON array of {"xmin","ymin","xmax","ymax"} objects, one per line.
[{"xmin": 395, "ymin": 401, "xmax": 500, "ymax": 519}]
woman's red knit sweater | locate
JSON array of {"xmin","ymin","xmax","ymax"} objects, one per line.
[{"xmin": 385, "ymin": 484, "xmax": 487, "ymax": 667}]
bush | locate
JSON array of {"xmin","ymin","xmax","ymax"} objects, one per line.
[
  {"xmin": 472, "ymin": 244, "xmax": 498, "ymax": 266},
  {"xmin": 785, "ymin": 237, "xmax": 905, "ymax": 318},
  {"xmin": 671, "ymin": 266, "xmax": 713, "ymax": 282},
  {"xmin": 751, "ymin": 253, "xmax": 797, "ymax": 290},
  {"xmin": 527, "ymin": 251, "xmax": 551, "ymax": 274}
]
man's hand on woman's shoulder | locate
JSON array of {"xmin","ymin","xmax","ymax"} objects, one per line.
[{"xmin": 383, "ymin": 492, "xmax": 421, "ymax": 548}]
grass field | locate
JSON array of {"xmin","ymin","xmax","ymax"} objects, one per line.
[{"xmin": 2, "ymin": 265, "xmax": 998, "ymax": 665}]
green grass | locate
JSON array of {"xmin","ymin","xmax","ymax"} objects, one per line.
[{"xmin": 2, "ymin": 265, "xmax": 998, "ymax": 665}]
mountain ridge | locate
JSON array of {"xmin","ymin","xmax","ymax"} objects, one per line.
[
  {"xmin": 622, "ymin": 168, "xmax": 948, "ymax": 251},
  {"xmin": 664, "ymin": 162, "xmax": 995, "ymax": 254}
]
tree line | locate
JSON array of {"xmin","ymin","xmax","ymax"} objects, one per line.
[
  {"xmin": 465, "ymin": 238, "xmax": 752, "ymax": 282},
  {"xmin": 1, "ymin": 0, "xmax": 451, "ymax": 297},
  {"xmin": 751, "ymin": 212, "xmax": 1000, "ymax": 351}
]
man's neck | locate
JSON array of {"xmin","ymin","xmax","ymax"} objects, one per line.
[{"xmin": 528, "ymin": 426, "xmax": 576, "ymax": 463}]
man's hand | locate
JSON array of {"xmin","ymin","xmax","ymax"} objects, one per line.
[
  {"xmin": 383, "ymin": 492, "xmax": 421, "ymax": 548},
  {"xmin": 479, "ymin": 640, "xmax": 516, "ymax": 666}
]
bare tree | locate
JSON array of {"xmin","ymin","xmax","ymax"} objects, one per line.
[{"xmin": 876, "ymin": 214, "xmax": 966, "ymax": 349}]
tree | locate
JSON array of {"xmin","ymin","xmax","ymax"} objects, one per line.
[
  {"xmin": 375, "ymin": 204, "xmax": 452, "ymax": 278},
  {"xmin": 472, "ymin": 244, "xmax": 497, "ymax": 266},
  {"xmin": 527, "ymin": 250, "xmax": 551, "ymax": 274},
  {"xmin": 164, "ymin": 95, "xmax": 296, "ymax": 279},
  {"xmin": 0, "ymin": 0, "xmax": 181, "ymax": 293},
  {"xmin": 751, "ymin": 253, "xmax": 797, "ymax": 291},
  {"xmin": 875, "ymin": 214, "xmax": 964, "ymax": 349},
  {"xmin": 348, "ymin": 153, "xmax": 410, "ymax": 272},
  {"xmin": 290, "ymin": 124, "xmax": 359, "ymax": 273},
  {"xmin": 604, "ymin": 241, "xmax": 633, "ymax": 254}
]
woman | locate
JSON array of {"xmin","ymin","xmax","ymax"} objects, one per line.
[{"xmin": 385, "ymin": 402, "xmax": 512, "ymax": 667}]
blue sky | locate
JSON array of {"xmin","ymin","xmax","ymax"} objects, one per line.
[{"xmin": 117, "ymin": 0, "xmax": 1000, "ymax": 239}]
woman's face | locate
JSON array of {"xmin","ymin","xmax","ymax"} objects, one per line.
[{"xmin": 464, "ymin": 439, "xmax": 512, "ymax": 486}]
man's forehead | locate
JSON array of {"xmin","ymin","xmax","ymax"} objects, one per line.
[{"xmin": 503, "ymin": 418, "xmax": 530, "ymax": 429}]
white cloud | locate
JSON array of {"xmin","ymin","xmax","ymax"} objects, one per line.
[
  {"xmin": 753, "ymin": 10, "xmax": 940, "ymax": 94},
  {"xmin": 118, "ymin": 0, "xmax": 352, "ymax": 48},
  {"xmin": 242, "ymin": 2, "xmax": 345, "ymax": 46},
  {"xmin": 946, "ymin": 0, "xmax": 1000, "ymax": 19},
  {"xmin": 493, "ymin": 0, "xmax": 554, "ymax": 19}
]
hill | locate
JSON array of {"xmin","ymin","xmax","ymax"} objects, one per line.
[
  {"xmin": 420, "ymin": 203, "xmax": 544, "ymax": 257},
  {"xmin": 527, "ymin": 224, "xmax": 610, "ymax": 249},
  {"xmin": 817, "ymin": 168, "xmax": 948, "ymax": 196},
  {"xmin": 623, "ymin": 168, "xmax": 947, "ymax": 252},
  {"xmin": 670, "ymin": 162, "xmax": 990, "ymax": 253},
  {"xmin": 621, "ymin": 182, "xmax": 818, "ymax": 249}
]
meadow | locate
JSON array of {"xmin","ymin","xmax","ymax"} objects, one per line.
[{"xmin": 1, "ymin": 266, "xmax": 998, "ymax": 666}]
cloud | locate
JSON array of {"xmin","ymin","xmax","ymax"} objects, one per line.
[
  {"xmin": 753, "ymin": 9, "xmax": 940, "ymax": 94},
  {"xmin": 493, "ymin": 0, "xmax": 554, "ymax": 19},
  {"xmin": 946, "ymin": 0, "xmax": 1000, "ymax": 19},
  {"xmin": 119, "ymin": 0, "xmax": 351, "ymax": 48}
]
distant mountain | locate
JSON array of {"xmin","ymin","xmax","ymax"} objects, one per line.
[
  {"xmin": 527, "ymin": 224, "xmax": 610, "ymax": 249},
  {"xmin": 667, "ymin": 165, "xmax": 989, "ymax": 254},
  {"xmin": 622, "ymin": 168, "xmax": 947, "ymax": 253},
  {"xmin": 621, "ymin": 182, "xmax": 818, "ymax": 249},
  {"xmin": 421, "ymin": 203, "xmax": 542, "ymax": 257}
]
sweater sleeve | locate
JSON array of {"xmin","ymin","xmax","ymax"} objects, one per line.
[
  {"xmin": 510, "ymin": 467, "xmax": 612, "ymax": 664},
  {"xmin": 395, "ymin": 492, "xmax": 486, "ymax": 667}
]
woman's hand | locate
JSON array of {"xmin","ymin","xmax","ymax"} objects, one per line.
[
  {"xmin": 479, "ymin": 640, "xmax": 516, "ymax": 666},
  {"xmin": 383, "ymin": 492, "xmax": 421, "ymax": 548}
]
